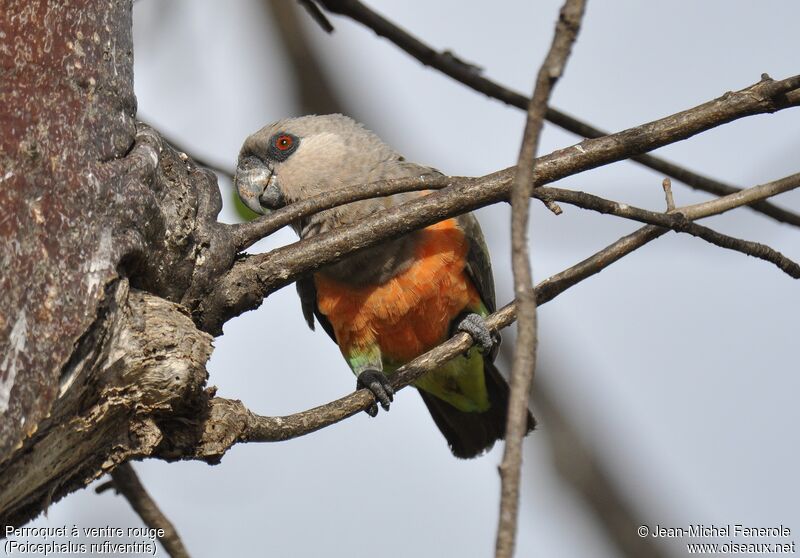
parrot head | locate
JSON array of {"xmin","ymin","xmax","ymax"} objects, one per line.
[
  {"xmin": 234, "ymin": 114, "xmax": 438, "ymax": 237},
  {"xmin": 236, "ymin": 114, "xmax": 399, "ymax": 218}
]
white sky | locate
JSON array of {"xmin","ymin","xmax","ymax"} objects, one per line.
[{"xmin": 25, "ymin": 1, "xmax": 800, "ymax": 557}]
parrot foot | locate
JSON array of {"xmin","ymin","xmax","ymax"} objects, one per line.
[
  {"xmin": 455, "ymin": 313, "xmax": 496, "ymax": 353},
  {"xmin": 357, "ymin": 369, "xmax": 394, "ymax": 417}
]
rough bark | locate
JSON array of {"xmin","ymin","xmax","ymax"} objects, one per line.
[
  {"xmin": 0, "ymin": 282, "xmax": 212, "ymax": 527},
  {"xmin": 0, "ymin": 1, "xmax": 234, "ymax": 526},
  {"xmin": 0, "ymin": 0, "xmax": 138, "ymax": 461}
]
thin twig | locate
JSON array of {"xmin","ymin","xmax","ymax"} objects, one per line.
[
  {"xmin": 543, "ymin": 199, "xmax": 563, "ymax": 215},
  {"xmin": 540, "ymin": 184, "xmax": 800, "ymax": 278},
  {"xmin": 297, "ymin": 0, "xmax": 334, "ymax": 33},
  {"xmin": 230, "ymin": 180, "xmax": 798, "ymax": 303},
  {"xmin": 94, "ymin": 480, "xmax": 114, "ymax": 494},
  {"xmin": 672, "ymin": 220, "xmax": 800, "ymax": 277},
  {"xmin": 109, "ymin": 463, "xmax": 190, "ymax": 558},
  {"xmin": 493, "ymin": 341, "xmax": 670, "ymax": 558},
  {"xmin": 497, "ymin": 1, "xmax": 586, "ymax": 556},
  {"xmin": 662, "ymin": 178, "xmax": 676, "ymax": 211},
  {"xmin": 309, "ymin": 0, "xmax": 800, "ymax": 228}
]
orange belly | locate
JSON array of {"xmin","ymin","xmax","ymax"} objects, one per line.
[{"xmin": 314, "ymin": 219, "xmax": 481, "ymax": 364}]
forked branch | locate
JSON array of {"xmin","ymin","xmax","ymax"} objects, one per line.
[{"xmin": 207, "ymin": 74, "xmax": 800, "ymax": 333}]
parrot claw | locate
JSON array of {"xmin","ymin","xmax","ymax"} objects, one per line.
[
  {"xmin": 365, "ymin": 402, "xmax": 379, "ymax": 417},
  {"xmin": 357, "ymin": 369, "xmax": 394, "ymax": 415},
  {"xmin": 456, "ymin": 313, "xmax": 495, "ymax": 353}
]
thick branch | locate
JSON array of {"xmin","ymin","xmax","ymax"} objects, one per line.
[
  {"xmin": 0, "ymin": 284, "xmax": 213, "ymax": 527},
  {"xmin": 497, "ymin": 2, "xmax": 586, "ymax": 556},
  {"xmin": 310, "ymin": 0, "xmax": 800, "ymax": 227},
  {"xmin": 206, "ymin": 74, "xmax": 800, "ymax": 333}
]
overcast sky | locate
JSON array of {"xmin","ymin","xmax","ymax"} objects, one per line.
[{"xmin": 25, "ymin": 2, "xmax": 800, "ymax": 557}]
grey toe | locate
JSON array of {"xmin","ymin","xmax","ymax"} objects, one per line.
[
  {"xmin": 456, "ymin": 313, "xmax": 494, "ymax": 352},
  {"xmin": 357, "ymin": 369, "xmax": 394, "ymax": 414}
]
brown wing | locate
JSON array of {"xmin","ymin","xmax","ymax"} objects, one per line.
[
  {"xmin": 295, "ymin": 276, "xmax": 337, "ymax": 342},
  {"xmin": 456, "ymin": 212, "xmax": 496, "ymax": 314}
]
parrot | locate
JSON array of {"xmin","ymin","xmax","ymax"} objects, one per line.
[{"xmin": 234, "ymin": 114, "xmax": 535, "ymax": 458}]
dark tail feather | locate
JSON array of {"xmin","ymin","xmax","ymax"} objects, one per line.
[{"xmin": 418, "ymin": 359, "xmax": 536, "ymax": 459}]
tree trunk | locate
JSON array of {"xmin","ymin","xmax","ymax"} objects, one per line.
[{"xmin": 0, "ymin": 0, "xmax": 235, "ymax": 526}]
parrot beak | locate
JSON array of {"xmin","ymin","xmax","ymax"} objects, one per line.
[{"xmin": 234, "ymin": 164, "xmax": 287, "ymax": 214}]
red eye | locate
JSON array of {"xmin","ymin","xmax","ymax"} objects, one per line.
[{"xmin": 275, "ymin": 135, "xmax": 293, "ymax": 151}]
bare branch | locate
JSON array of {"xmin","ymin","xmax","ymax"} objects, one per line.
[
  {"xmin": 94, "ymin": 481, "xmax": 114, "ymax": 495},
  {"xmin": 109, "ymin": 463, "xmax": 190, "ymax": 558},
  {"xmin": 232, "ymin": 172, "xmax": 800, "ymax": 278},
  {"xmin": 207, "ymin": 74, "xmax": 800, "ymax": 333},
  {"xmin": 662, "ymin": 178, "xmax": 676, "ymax": 211},
  {"xmin": 189, "ymin": 226, "xmax": 661, "ymax": 452},
  {"xmin": 230, "ymin": 174, "xmax": 445, "ymax": 251},
  {"xmin": 297, "ymin": 0, "xmax": 334, "ymax": 33},
  {"xmin": 184, "ymin": 225, "xmax": 667, "ymax": 455},
  {"xmin": 309, "ymin": 0, "xmax": 800, "ymax": 227},
  {"xmin": 497, "ymin": 1, "xmax": 586, "ymax": 556},
  {"xmin": 675, "ymin": 221, "xmax": 800, "ymax": 277},
  {"xmin": 542, "ymin": 198, "xmax": 564, "ymax": 215},
  {"xmin": 547, "ymin": 110, "xmax": 800, "ymax": 227},
  {"xmin": 541, "ymin": 181, "xmax": 800, "ymax": 278},
  {"xmin": 182, "ymin": 146, "xmax": 799, "ymax": 469}
]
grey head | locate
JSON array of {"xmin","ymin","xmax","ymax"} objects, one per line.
[{"xmin": 234, "ymin": 114, "xmax": 439, "ymax": 237}]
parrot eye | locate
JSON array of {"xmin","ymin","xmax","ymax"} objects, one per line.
[
  {"xmin": 267, "ymin": 132, "xmax": 299, "ymax": 162},
  {"xmin": 275, "ymin": 135, "xmax": 293, "ymax": 150}
]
